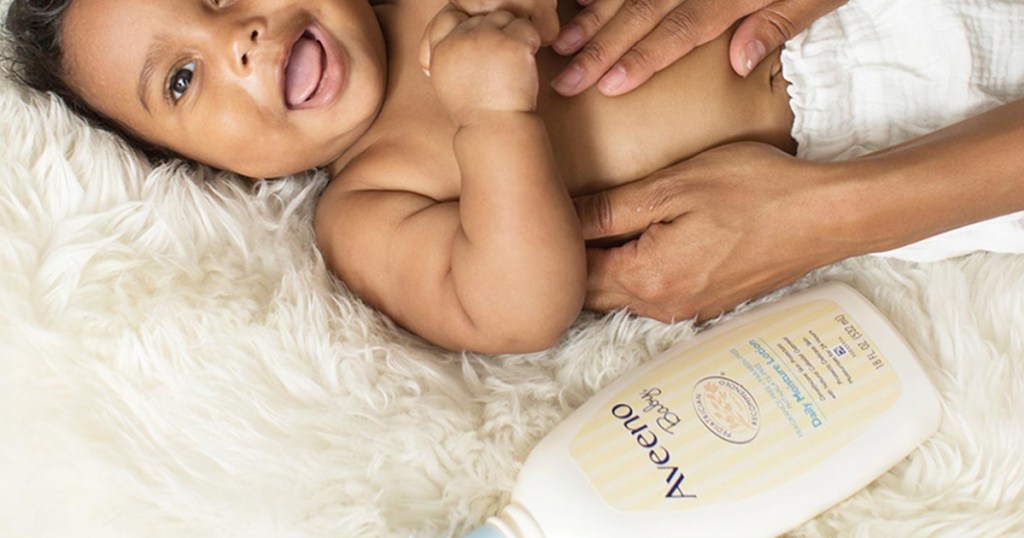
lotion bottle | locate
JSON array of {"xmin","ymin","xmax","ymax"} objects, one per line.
[{"xmin": 466, "ymin": 282, "xmax": 942, "ymax": 538}]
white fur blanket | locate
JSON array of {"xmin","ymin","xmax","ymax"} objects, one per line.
[{"xmin": 2, "ymin": 62, "xmax": 1023, "ymax": 537}]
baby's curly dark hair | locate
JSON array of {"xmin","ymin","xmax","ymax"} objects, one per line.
[{"xmin": 3, "ymin": 0, "xmax": 179, "ymax": 162}]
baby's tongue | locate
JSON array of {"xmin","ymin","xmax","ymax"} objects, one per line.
[{"xmin": 285, "ymin": 36, "xmax": 323, "ymax": 107}]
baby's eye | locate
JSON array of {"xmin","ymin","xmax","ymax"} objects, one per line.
[{"xmin": 168, "ymin": 61, "xmax": 196, "ymax": 103}]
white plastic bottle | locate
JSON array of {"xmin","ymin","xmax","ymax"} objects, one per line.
[{"xmin": 466, "ymin": 282, "xmax": 942, "ymax": 538}]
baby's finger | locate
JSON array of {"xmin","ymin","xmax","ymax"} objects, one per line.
[
  {"xmin": 419, "ymin": 5, "xmax": 469, "ymax": 74},
  {"xmin": 504, "ymin": 16, "xmax": 542, "ymax": 52},
  {"xmin": 480, "ymin": 9, "xmax": 517, "ymax": 28}
]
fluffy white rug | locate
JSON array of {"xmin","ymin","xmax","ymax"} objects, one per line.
[{"xmin": 2, "ymin": 55, "xmax": 1023, "ymax": 538}]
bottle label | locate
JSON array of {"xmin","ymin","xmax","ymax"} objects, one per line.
[{"xmin": 569, "ymin": 300, "xmax": 901, "ymax": 511}]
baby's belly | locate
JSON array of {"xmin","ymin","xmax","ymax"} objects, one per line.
[{"xmin": 536, "ymin": 32, "xmax": 795, "ymax": 195}]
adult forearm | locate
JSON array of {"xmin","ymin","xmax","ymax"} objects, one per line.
[{"xmin": 826, "ymin": 100, "xmax": 1024, "ymax": 257}]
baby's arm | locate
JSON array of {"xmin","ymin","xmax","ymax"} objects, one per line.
[
  {"xmin": 422, "ymin": 9, "xmax": 586, "ymax": 352},
  {"xmin": 320, "ymin": 10, "xmax": 585, "ymax": 353}
]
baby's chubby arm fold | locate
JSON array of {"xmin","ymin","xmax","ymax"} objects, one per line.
[
  {"xmin": 320, "ymin": 10, "xmax": 584, "ymax": 354},
  {"xmin": 425, "ymin": 9, "xmax": 585, "ymax": 353},
  {"xmin": 447, "ymin": 112, "xmax": 586, "ymax": 353}
]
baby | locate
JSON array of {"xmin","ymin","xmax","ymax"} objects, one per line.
[{"xmin": 4, "ymin": 0, "xmax": 797, "ymax": 353}]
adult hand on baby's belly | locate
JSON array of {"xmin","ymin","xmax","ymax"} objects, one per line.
[
  {"xmin": 575, "ymin": 142, "xmax": 846, "ymax": 322},
  {"xmin": 550, "ymin": 0, "xmax": 847, "ymax": 96}
]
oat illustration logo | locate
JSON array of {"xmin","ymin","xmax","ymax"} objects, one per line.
[{"xmin": 692, "ymin": 376, "xmax": 761, "ymax": 444}]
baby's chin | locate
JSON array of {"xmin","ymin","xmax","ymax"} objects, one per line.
[
  {"xmin": 211, "ymin": 134, "xmax": 361, "ymax": 179},
  {"xmin": 186, "ymin": 118, "xmax": 372, "ymax": 179},
  {"xmin": 214, "ymin": 154, "xmax": 334, "ymax": 180},
  {"xmin": 232, "ymin": 164, "xmax": 321, "ymax": 180}
]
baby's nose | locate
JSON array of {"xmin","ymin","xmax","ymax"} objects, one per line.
[
  {"xmin": 231, "ymin": 18, "xmax": 268, "ymax": 71},
  {"xmin": 238, "ymin": 28, "xmax": 260, "ymax": 67}
]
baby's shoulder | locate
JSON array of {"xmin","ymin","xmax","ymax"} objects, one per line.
[
  {"xmin": 325, "ymin": 139, "xmax": 449, "ymax": 199},
  {"xmin": 314, "ymin": 138, "xmax": 455, "ymax": 247},
  {"xmin": 323, "ymin": 107, "xmax": 462, "ymax": 204},
  {"xmin": 313, "ymin": 140, "xmax": 458, "ymax": 298}
]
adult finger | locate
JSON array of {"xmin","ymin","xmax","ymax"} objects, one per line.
[
  {"xmin": 551, "ymin": 0, "xmax": 626, "ymax": 55},
  {"xmin": 574, "ymin": 173, "xmax": 693, "ymax": 241},
  {"xmin": 551, "ymin": 0, "xmax": 684, "ymax": 96},
  {"xmin": 729, "ymin": 0, "xmax": 847, "ymax": 76},
  {"xmin": 603, "ymin": 0, "xmax": 769, "ymax": 94},
  {"xmin": 585, "ymin": 234, "xmax": 695, "ymax": 322}
]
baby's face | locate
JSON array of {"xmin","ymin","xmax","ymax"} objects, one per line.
[{"xmin": 60, "ymin": 0, "xmax": 387, "ymax": 178}]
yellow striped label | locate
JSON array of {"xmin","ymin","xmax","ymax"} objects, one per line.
[{"xmin": 569, "ymin": 300, "xmax": 901, "ymax": 510}]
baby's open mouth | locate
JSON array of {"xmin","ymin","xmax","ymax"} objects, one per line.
[{"xmin": 284, "ymin": 31, "xmax": 326, "ymax": 108}]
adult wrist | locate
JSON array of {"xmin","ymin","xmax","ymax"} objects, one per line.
[
  {"xmin": 814, "ymin": 155, "xmax": 962, "ymax": 258},
  {"xmin": 818, "ymin": 100, "xmax": 1024, "ymax": 257},
  {"xmin": 793, "ymin": 158, "xmax": 910, "ymax": 263}
]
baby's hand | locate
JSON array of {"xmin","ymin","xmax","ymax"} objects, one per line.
[
  {"xmin": 421, "ymin": 8, "xmax": 542, "ymax": 126},
  {"xmin": 447, "ymin": 0, "xmax": 559, "ymax": 43}
]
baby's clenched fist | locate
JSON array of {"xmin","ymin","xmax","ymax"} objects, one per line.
[
  {"xmin": 446, "ymin": 0, "xmax": 559, "ymax": 43},
  {"xmin": 422, "ymin": 8, "xmax": 542, "ymax": 126}
]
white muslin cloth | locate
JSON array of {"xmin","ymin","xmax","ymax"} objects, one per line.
[{"xmin": 781, "ymin": 0, "xmax": 1024, "ymax": 262}]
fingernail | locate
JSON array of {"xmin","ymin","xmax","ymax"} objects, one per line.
[
  {"xmin": 551, "ymin": 63, "xmax": 585, "ymax": 95},
  {"xmin": 740, "ymin": 40, "xmax": 767, "ymax": 76},
  {"xmin": 598, "ymin": 64, "xmax": 627, "ymax": 95},
  {"xmin": 553, "ymin": 25, "xmax": 584, "ymax": 55}
]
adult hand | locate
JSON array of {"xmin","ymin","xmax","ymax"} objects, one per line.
[
  {"xmin": 575, "ymin": 142, "xmax": 853, "ymax": 322},
  {"xmin": 550, "ymin": 0, "xmax": 847, "ymax": 96}
]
